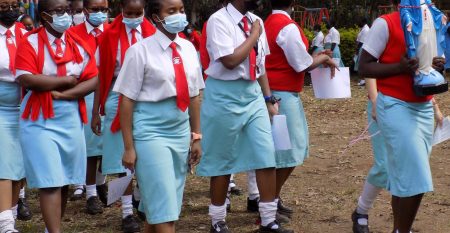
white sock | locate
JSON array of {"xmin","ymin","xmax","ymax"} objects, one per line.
[
  {"xmin": 133, "ymin": 186, "xmax": 141, "ymax": 202},
  {"xmin": 121, "ymin": 195, "xmax": 133, "ymax": 219},
  {"xmin": 0, "ymin": 210, "xmax": 15, "ymax": 231},
  {"xmin": 74, "ymin": 185, "xmax": 84, "ymax": 195},
  {"xmin": 209, "ymin": 204, "xmax": 227, "ymax": 226},
  {"xmin": 247, "ymin": 170, "xmax": 260, "ymax": 200},
  {"xmin": 259, "ymin": 201, "xmax": 278, "ymax": 229},
  {"xmin": 19, "ymin": 188, "xmax": 25, "ymax": 199},
  {"xmin": 86, "ymin": 184, "xmax": 98, "ymax": 199},
  {"xmin": 356, "ymin": 182, "xmax": 382, "ymax": 225},
  {"xmin": 10, "ymin": 205, "xmax": 18, "ymax": 219},
  {"xmin": 96, "ymin": 170, "xmax": 106, "ymax": 186},
  {"xmin": 228, "ymin": 174, "xmax": 236, "ymax": 190},
  {"xmin": 44, "ymin": 228, "xmax": 49, "ymax": 233}
]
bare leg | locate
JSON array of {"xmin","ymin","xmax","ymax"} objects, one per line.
[
  {"xmin": 153, "ymin": 222, "xmax": 175, "ymax": 233},
  {"xmin": 0, "ymin": 180, "xmax": 12, "ymax": 212},
  {"xmin": 61, "ymin": 186, "xmax": 69, "ymax": 217},
  {"xmin": 275, "ymin": 167, "xmax": 295, "ymax": 198},
  {"xmin": 392, "ymin": 194, "xmax": 424, "ymax": 233},
  {"xmin": 210, "ymin": 175, "xmax": 231, "ymax": 206},
  {"xmin": 119, "ymin": 173, "xmax": 133, "ymax": 196},
  {"xmin": 86, "ymin": 157, "xmax": 98, "ymax": 186},
  {"xmin": 40, "ymin": 187, "xmax": 62, "ymax": 233},
  {"xmin": 144, "ymin": 223, "xmax": 155, "ymax": 233},
  {"xmin": 255, "ymin": 168, "xmax": 276, "ymax": 202}
]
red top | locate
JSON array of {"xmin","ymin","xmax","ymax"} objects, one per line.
[
  {"xmin": 16, "ymin": 27, "xmax": 98, "ymax": 123},
  {"xmin": 378, "ymin": 12, "xmax": 432, "ymax": 102},
  {"xmin": 190, "ymin": 30, "xmax": 201, "ymax": 51},
  {"xmin": 68, "ymin": 22, "xmax": 109, "ymax": 54},
  {"xmin": 199, "ymin": 21, "xmax": 209, "ymax": 80},
  {"xmin": 265, "ymin": 13, "xmax": 309, "ymax": 92}
]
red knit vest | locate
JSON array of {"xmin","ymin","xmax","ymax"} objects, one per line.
[
  {"xmin": 265, "ymin": 13, "xmax": 309, "ymax": 92},
  {"xmin": 378, "ymin": 12, "xmax": 432, "ymax": 102}
]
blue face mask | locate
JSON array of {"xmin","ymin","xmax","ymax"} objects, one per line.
[
  {"xmin": 47, "ymin": 12, "xmax": 72, "ymax": 33},
  {"xmin": 88, "ymin": 11, "xmax": 107, "ymax": 26},
  {"xmin": 157, "ymin": 13, "xmax": 188, "ymax": 34},
  {"xmin": 122, "ymin": 15, "xmax": 143, "ymax": 29}
]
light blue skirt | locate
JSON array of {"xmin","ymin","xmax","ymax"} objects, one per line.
[
  {"xmin": 197, "ymin": 78, "xmax": 276, "ymax": 177},
  {"xmin": 84, "ymin": 92, "xmax": 103, "ymax": 157},
  {"xmin": 376, "ymin": 93, "xmax": 433, "ymax": 197},
  {"xmin": 20, "ymin": 92, "xmax": 87, "ymax": 188},
  {"xmin": 324, "ymin": 43, "xmax": 345, "ymax": 67},
  {"xmin": 354, "ymin": 47, "xmax": 363, "ymax": 72},
  {"xmin": 133, "ymin": 98, "xmax": 190, "ymax": 224},
  {"xmin": 272, "ymin": 91, "xmax": 309, "ymax": 168},
  {"xmin": 0, "ymin": 81, "xmax": 25, "ymax": 181},
  {"xmin": 366, "ymin": 101, "xmax": 388, "ymax": 189},
  {"xmin": 102, "ymin": 90, "xmax": 125, "ymax": 175},
  {"xmin": 312, "ymin": 46, "xmax": 324, "ymax": 56}
]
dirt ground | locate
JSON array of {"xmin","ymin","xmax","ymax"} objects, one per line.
[{"xmin": 16, "ymin": 80, "xmax": 450, "ymax": 233}]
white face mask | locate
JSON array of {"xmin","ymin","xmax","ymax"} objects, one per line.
[{"xmin": 72, "ymin": 12, "xmax": 85, "ymax": 25}]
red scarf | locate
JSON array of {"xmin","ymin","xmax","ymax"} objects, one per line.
[
  {"xmin": 98, "ymin": 14, "xmax": 155, "ymax": 133},
  {"xmin": 16, "ymin": 27, "xmax": 98, "ymax": 123}
]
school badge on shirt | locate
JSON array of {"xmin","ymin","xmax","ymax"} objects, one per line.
[
  {"xmin": 173, "ymin": 57, "xmax": 181, "ymax": 65},
  {"xmin": 7, "ymin": 38, "xmax": 13, "ymax": 44}
]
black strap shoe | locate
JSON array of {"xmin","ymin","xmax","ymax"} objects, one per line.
[
  {"xmin": 210, "ymin": 221, "xmax": 230, "ymax": 233},
  {"xmin": 277, "ymin": 199, "xmax": 293, "ymax": 218},
  {"xmin": 70, "ymin": 187, "xmax": 84, "ymax": 201},
  {"xmin": 86, "ymin": 196, "xmax": 104, "ymax": 215},
  {"xmin": 259, "ymin": 221, "xmax": 294, "ymax": 233},
  {"xmin": 17, "ymin": 198, "xmax": 32, "ymax": 221},
  {"xmin": 247, "ymin": 197, "xmax": 259, "ymax": 212},
  {"xmin": 122, "ymin": 215, "xmax": 140, "ymax": 233},
  {"xmin": 351, "ymin": 210, "xmax": 370, "ymax": 233}
]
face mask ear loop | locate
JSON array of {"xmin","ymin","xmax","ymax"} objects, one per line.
[{"xmin": 341, "ymin": 120, "xmax": 381, "ymax": 155}]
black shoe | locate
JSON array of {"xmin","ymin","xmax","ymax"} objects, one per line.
[
  {"xmin": 86, "ymin": 196, "xmax": 104, "ymax": 215},
  {"xmin": 259, "ymin": 221, "xmax": 293, "ymax": 233},
  {"xmin": 351, "ymin": 210, "xmax": 369, "ymax": 233},
  {"xmin": 70, "ymin": 187, "xmax": 84, "ymax": 201},
  {"xmin": 17, "ymin": 198, "xmax": 32, "ymax": 221},
  {"xmin": 229, "ymin": 185, "xmax": 242, "ymax": 196},
  {"xmin": 276, "ymin": 212, "xmax": 290, "ymax": 224},
  {"xmin": 247, "ymin": 197, "xmax": 259, "ymax": 212},
  {"xmin": 210, "ymin": 221, "xmax": 230, "ymax": 233},
  {"xmin": 122, "ymin": 215, "xmax": 140, "ymax": 233},
  {"xmin": 96, "ymin": 183, "xmax": 108, "ymax": 207},
  {"xmin": 277, "ymin": 199, "xmax": 293, "ymax": 218}
]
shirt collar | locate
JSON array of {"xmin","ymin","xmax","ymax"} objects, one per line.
[
  {"xmin": 226, "ymin": 3, "xmax": 249, "ymax": 25},
  {"xmin": 85, "ymin": 21, "xmax": 104, "ymax": 34},
  {"xmin": 272, "ymin": 10, "xmax": 291, "ymax": 19},
  {"xmin": 155, "ymin": 29, "xmax": 180, "ymax": 51},
  {"xmin": 46, "ymin": 29, "xmax": 66, "ymax": 45},
  {"xmin": 0, "ymin": 24, "xmax": 16, "ymax": 36},
  {"xmin": 126, "ymin": 25, "xmax": 142, "ymax": 34}
]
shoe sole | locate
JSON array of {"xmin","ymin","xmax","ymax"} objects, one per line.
[{"xmin": 17, "ymin": 215, "xmax": 32, "ymax": 221}]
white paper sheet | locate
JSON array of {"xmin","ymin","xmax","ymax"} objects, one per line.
[
  {"xmin": 433, "ymin": 117, "xmax": 450, "ymax": 146},
  {"xmin": 272, "ymin": 115, "xmax": 292, "ymax": 151},
  {"xmin": 310, "ymin": 67, "xmax": 351, "ymax": 99},
  {"xmin": 107, "ymin": 174, "xmax": 133, "ymax": 206}
]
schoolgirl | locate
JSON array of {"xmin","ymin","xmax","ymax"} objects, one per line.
[
  {"xmin": 358, "ymin": 1, "xmax": 445, "ymax": 231},
  {"xmin": 93, "ymin": 0, "xmax": 155, "ymax": 231},
  {"xmin": 0, "ymin": 0, "xmax": 26, "ymax": 231},
  {"xmin": 15, "ymin": 0, "xmax": 98, "ymax": 231},
  {"xmin": 324, "ymin": 20, "xmax": 344, "ymax": 67},
  {"xmin": 68, "ymin": 0, "xmax": 109, "ymax": 214}
]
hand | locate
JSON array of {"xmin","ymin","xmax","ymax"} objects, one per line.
[
  {"xmin": 51, "ymin": 91, "xmax": 63, "ymax": 100},
  {"xmin": 432, "ymin": 57, "xmax": 446, "ymax": 73},
  {"xmin": 399, "ymin": 56, "xmax": 419, "ymax": 75},
  {"xmin": 189, "ymin": 140, "xmax": 202, "ymax": 166},
  {"xmin": 371, "ymin": 100, "xmax": 377, "ymax": 122},
  {"xmin": 435, "ymin": 107, "xmax": 444, "ymax": 128},
  {"xmin": 122, "ymin": 148, "xmax": 137, "ymax": 173},
  {"xmin": 91, "ymin": 113, "xmax": 102, "ymax": 136},
  {"xmin": 407, "ymin": 23, "xmax": 412, "ymax": 32},
  {"xmin": 266, "ymin": 102, "xmax": 279, "ymax": 119},
  {"xmin": 324, "ymin": 57, "xmax": 339, "ymax": 78},
  {"xmin": 65, "ymin": 76, "xmax": 78, "ymax": 88},
  {"xmin": 323, "ymin": 49, "xmax": 333, "ymax": 57},
  {"xmin": 442, "ymin": 15, "xmax": 448, "ymax": 25},
  {"xmin": 250, "ymin": 19, "xmax": 262, "ymax": 36}
]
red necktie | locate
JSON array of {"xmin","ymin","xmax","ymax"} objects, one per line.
[
  {"xmin": 54, "ymin": 38, "xmax": 67, "ymax": 77},
  {"xmin": 93, "ymin": 28, "xmax": 102, "ymax": 44},
  {"xmin": 242, "ymin": 17, "xmax": 256, "ymax": 81},
  {"xmin": 131, "ymin": 29, "xmax": 137, "ymax": 45},
  {"xmin": 5, "ymin": 30, "xmax": 16, "ymax": 75},
  {"xmin": 169, "ymin": 42, "xmax": 190, "ymax": 112}
]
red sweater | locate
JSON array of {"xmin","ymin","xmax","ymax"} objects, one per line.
[
  {"xmin": 265, "ymin": 13, "xmax": 310, "ymax": 92},
  {"xmin": 68, "ymin": 22, "xmax": 109, "ymax": 54},
  {"xmin": 199, "ymin": 22, "xmax": 209, "ymax": 80},
  {"xmin": 378, "ymin": 12, "xmax": 432, "ymax": 102}
]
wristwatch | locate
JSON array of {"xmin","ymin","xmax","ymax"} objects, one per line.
[
  {"xmin": 191, "ymin": 132, "xmax": 202, "ymax": 141},
  {"xmin": 264, "ymin": 95, "xmax": 280, "ymax": 105}
]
